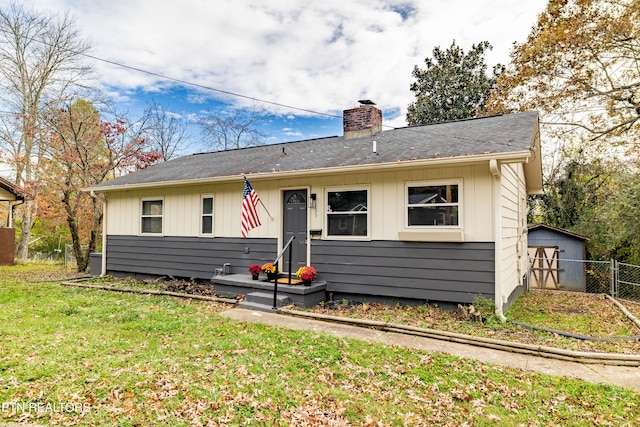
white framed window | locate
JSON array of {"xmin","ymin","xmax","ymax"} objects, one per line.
[
  {"xmin": 406, "ymin": 181, "xmax": 461, "ymax": 227},
  {"xmin": 326, "ymin": 188, "xmax": 369, "ymax": 238},
  {"xmin": 201, "ymin": 195, "xmax": 214, "ymax": 236},
  {"xmin": 141, "ymin": 198, "xmax": 163, "ymax": 234}
]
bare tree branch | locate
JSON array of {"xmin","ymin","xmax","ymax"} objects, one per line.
[
  {"xmin": 0, "ymin": 2, "xmax": 92, "ymax": 260},
  {"xmin": 140, "ymin": 101, "xmax": 190, "ymax": 161},
  {"xmin": 198, "ymin": 105, "xmax": 268, "ymax": 151}
]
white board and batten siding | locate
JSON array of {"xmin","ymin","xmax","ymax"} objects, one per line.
[
  {"xmin": 105, "ymin": 163, "xmax": 496, "ymax": 243},
  {"xmin": 498, "ymin": 162, "xmax": 528, "ymax": 307}
]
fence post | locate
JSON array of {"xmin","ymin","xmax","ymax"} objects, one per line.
[
  {"xmin": 610, "ymin": 259, "xmax": 617, "ymax": 297},
  {"xmin": 610, "ymin": 259, "xmax": 614, "ymax": 296},
  {"xmin": 615, "ymin": 259, "xmax": 620, "ymax": 297}
]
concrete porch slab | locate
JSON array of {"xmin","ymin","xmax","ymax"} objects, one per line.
[{"xmin": 212, "ymin": 274, "xmax": 326, "ymax": 308}]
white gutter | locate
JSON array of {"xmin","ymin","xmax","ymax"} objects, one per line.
[{"xmin": 86, "ymin": 150, "xmax": 533, "ymax": 193}]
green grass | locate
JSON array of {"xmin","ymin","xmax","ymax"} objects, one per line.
[
  {"xmin": 507, "ymin": 290, "xmax": 637, "ymax": 336},
  {"xmin": 1, "ymin": 263, "xmax": 639, "ymax": 425}
]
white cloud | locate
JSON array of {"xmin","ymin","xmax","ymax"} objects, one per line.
[
  {"xmin": 284, "ymin": 130, "xmax": 303, "ymax": 137},
  {"xmin": 34, "ymin": 0, "xmax": 545, "ymax": 125}
]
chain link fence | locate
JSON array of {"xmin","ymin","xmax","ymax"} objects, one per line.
[
  {"xmin": 585, "ymin": 260, "xmax": 614, "ymax": 295},
  {"xmin": 528, "ymin": 257, "xmax": 640, "ymax": 302},
  {"xmin": 64, "ymin": 243, "xmax": 88, "ymax": 270},
  {"xmin": 617, "ymin": 261, "xmax": 640, "ymax": 300}
]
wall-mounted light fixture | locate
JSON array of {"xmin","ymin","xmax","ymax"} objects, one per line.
[{"xmin": 309, "ymin": 193, "xmax": 317, "ymax": 209}]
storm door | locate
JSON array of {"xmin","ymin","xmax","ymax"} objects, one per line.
[{"xmin": 282, "ymin": 190, "xmax": 308, "ymax": 273}]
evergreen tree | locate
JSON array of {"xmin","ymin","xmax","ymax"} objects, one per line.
[{"xmin": 407, "ymin": 40, "xmax": 501, "ymax": 125}]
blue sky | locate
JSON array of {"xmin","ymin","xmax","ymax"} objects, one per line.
[{"xmin": 31, "ymin": 0, "xmax": 546, "ymax": 154}]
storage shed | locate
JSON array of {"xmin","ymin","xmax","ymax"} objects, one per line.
[{"xmin": 527, "ymin": 224, "xmax": 588, "ymax": 291}]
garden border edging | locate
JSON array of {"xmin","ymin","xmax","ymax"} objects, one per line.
[{"xmin": 277, "ymin": 308, "xmax": 640, "ymax": 366}]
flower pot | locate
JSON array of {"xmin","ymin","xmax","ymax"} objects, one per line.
[
  {"xmin": 266, "ymin": 273, "xmax": 276, "ymax": 282},
  {"xmin": 252, "ymin": 274, "xmax": 259, "ymax": 280}
]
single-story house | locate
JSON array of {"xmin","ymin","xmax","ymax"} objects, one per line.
[
  {"xmin": 87, "ymin": 102, "xmax": 543, "ymax": 314},
  {"xmin": 527, "ymin": 224, "xmax": 588, "ymax": 291},
  {"xmin": 0, "ymin": 176, "xmax": 24, "ymax": 266}
]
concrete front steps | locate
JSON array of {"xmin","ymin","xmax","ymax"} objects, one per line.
[
  {"xmin": 212, "ymin": 274, "xmax": 327, "ymax": 309},
  {"xmin": 239, "ymin": 291, "xmax": 291, "ymax": 312}
]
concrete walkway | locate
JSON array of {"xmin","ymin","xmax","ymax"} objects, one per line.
[{"xmin": 219, "ymin": 308, "xmax": 640, "ymax": 393}]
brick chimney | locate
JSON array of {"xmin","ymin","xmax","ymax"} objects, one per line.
[{"xmin": 343, "ymin": 100, "xmax": 382, "ymax": 139}]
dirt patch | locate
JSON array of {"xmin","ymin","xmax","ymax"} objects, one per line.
[
  {"xmin": 163, "ymin": 280, "xmax": 218, "ymax": 297},
  {"xmin": 541, "ymin": 305, "xmax": 588, "ymax": 314}
]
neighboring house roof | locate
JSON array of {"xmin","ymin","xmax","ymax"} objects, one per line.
[
  {"xmin": 408, "ymin": 193, "xmax": 439, "ymax": 204},
  {"xmin": 342, "ymin": 203, "xmax": 368, "ymax": 212},
  {"xmin": 0, "ymin": 176, "xmax": 24, "ymax": 201},
  {"xmin": 89, "ymin": 112, "xmax": 542, "ymax": 193},
  {"xmin": 528, "ymin": 224, "xmax": 589, "ymax": 241}
]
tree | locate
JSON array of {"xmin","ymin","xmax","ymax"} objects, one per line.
[
  {"xmin": 43, "ymin": 100, "xmax": 162, "ymax": 271},
  {"xmin": 530, "ymin": 149, "xmax": 611, "ymax": 230},
  {"xmin": 0, "ymin": 2, "xmax": 91, "ymax": 260},
  {"xmin": 484, "ymin": 0, "xmax": 640, "ymax": 261},
  {"xmin": 142, "ymin": 101, "xmax": 190, "ymax": 161},
  {"xmin": 486, "ymin": 0, "xmax": 640, "ymax": 143},
  {"xmin": 198, "ymin": 106, "xmax": 268, "ymax": 151},
  {"xmin": 406, "ymin": 40, "xmax": 502, "ymax": 126},
  {"xmin": 596, "ymin": 172, "xmax": 640, "ymax": 263}
]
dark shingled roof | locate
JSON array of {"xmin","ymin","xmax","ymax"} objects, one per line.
[{"xmin": 91, "ymin": 112, "xmax": 539, "ymax": 190}]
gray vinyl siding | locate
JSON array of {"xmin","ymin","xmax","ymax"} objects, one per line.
[
  {"xmin": 105, "ymin": 236, "xmax": 494, "ymax": 305},
  {"xmin": 311, "ymin": 240, "xmax": 495, "ymax": 304},
  {"xmin": 106, "ymin": 235, "xmax": 277, "ymax": 280}
]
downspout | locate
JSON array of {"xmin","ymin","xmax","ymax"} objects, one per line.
[
  {"xmin": 93, "ymin": 191, "xmax": 107, "ymax": 277},
  {"xmin": 490, "ymin": 159, "xmax": 508, "ymax": 322},
  {"xmin": 9, "ymin": 199, "xmax": 24, "ymax": 228}
]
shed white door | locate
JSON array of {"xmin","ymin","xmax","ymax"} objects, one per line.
[{"xmin": 528, "ymin": 246, "xmax": 559, "ymax": 289}]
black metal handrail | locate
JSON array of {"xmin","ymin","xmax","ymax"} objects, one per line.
[{"xmin": 272, "ymin": 236, "xmax": 295, "ymax": 309}]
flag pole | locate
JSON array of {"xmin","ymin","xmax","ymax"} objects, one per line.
[
  {"xmin": 243, "ymin": 174, "xmax": 273, "ymax": 220},
  {"xmin": 258, "ymin": 198, "xmax": 274, "ymax": 220}
]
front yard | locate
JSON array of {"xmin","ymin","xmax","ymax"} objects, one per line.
[
  {"xmin": 1, "ymin": 263, "xmax": 639, "ymax": 426},
  {"xmin": 81, "ymin": 269, "xmax": 640, "ymax": 354}
]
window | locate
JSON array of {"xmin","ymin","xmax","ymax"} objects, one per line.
[
  {"xmin": 407, "ymin": 182, "xmax": 460, "ymax": 227},
  {"xmin": 201, "ymin": 196, "xmax": 214, "ymax": 235},
  {"xmin": 141, "ymin": 199, "xmax": 163, "ymax": 234},
  {"xmin": 327, "ymin": 189, "xmax": 368, "ymax": 237}
]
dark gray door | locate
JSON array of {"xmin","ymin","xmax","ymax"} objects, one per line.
[{"xmin": 283, "ymin": 189, "xmax": 307, "ymax": 272}]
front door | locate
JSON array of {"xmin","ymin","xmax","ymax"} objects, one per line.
[{"xmin": 283, "ymin": 189, "xmax": 308, "ymax": 273}]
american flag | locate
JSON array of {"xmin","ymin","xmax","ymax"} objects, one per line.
[{"xmin": 241, "ymin": 178, "xmax": 261, "ymax": 238}]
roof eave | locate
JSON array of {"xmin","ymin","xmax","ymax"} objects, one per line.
[
  {"xmin": 0, "ymin": 177, "xmax": 24, "ymax": 201},
  {"xmin": 85, "ymin": 150, "xmax": 533, "ymax": 193}
]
